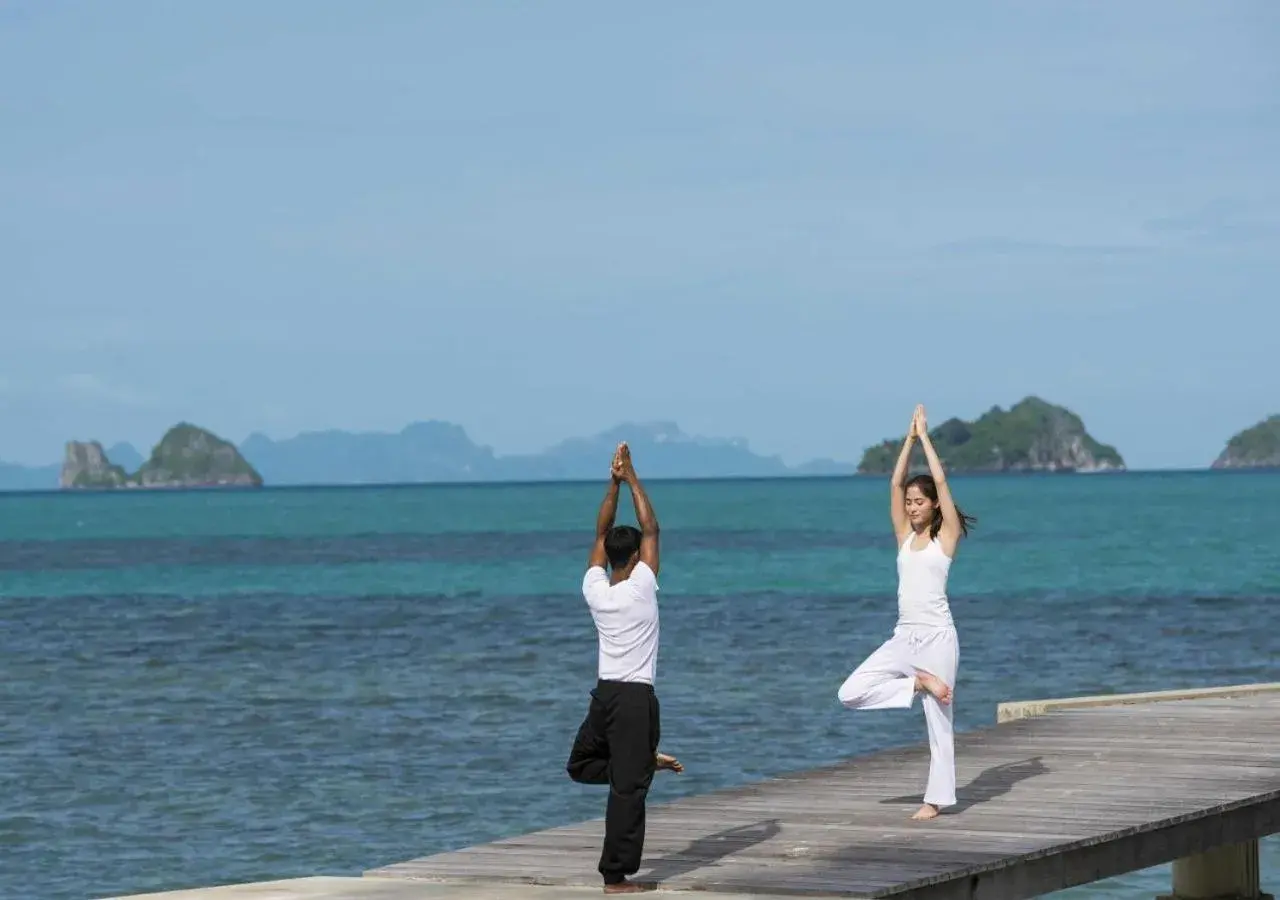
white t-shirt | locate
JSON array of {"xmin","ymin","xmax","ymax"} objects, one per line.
[{"xmin": 581, "ymin": 561, "xmax": 660, "ymax": 685}]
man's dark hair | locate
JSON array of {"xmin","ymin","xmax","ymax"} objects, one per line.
[{"xmin": 604, "ymin": 525, "xmax": 642, "ymax": 569}]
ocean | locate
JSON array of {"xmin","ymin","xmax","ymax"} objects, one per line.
[{"xmin": 1, "ymin": 471, "xmax": 1276, "ymax": 900}]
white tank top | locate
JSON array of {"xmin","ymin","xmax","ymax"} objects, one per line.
[{"xmin": 896, "ymin": 532, "xmax": 953, "ymax": 628}]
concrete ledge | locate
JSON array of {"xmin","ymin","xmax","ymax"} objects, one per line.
[
  {"xmin": 101, "ymin": 876, "xmax": 777, "ymax": 900},
  {"xmin": 996, "ymin": 681, "xmax": 1280, "ymax": 723},
  {"xmin": 100, "ymin": 877, "xmax": 427, "ymax": 900}
]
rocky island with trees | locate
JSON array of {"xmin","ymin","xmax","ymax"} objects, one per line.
[
  {"xmin": 60, "ymin": 423, "xmax": 263, "ymax": 490},
  {"xmin": 857, "ymin": 396, "xmax": 1125, "ymax": 475},
  {"xmin": 1211, "ymin": 414, "xmax": 1280, "ymax": 469}
]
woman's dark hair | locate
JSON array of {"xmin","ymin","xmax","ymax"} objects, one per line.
[{"xmin": 904, "ymin": 474, "xmax": 977, "ymax": 539}]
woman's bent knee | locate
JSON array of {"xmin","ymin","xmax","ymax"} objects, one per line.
[{"xmin": 838, "ymin": 676, "xmax": 867, "ymax": 708}]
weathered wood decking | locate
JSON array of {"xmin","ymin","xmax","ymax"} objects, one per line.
[{"xmin": 366, "ymin": 686, "xmax": 1280, "ymax": 900}]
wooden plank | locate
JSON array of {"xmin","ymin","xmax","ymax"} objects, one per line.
[{"xmin": 365, "ymin": 693, "xmax": 1280, "ymax": 899}]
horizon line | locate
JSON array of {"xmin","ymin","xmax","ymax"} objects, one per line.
[{"xmin": 1, "ymin": 465, "xmax": 1275, "ymax": 498}]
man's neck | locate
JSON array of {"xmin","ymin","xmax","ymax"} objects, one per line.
[{"xmin": 609, "ymin": 563, "xmax": 636, "ymax": 585}]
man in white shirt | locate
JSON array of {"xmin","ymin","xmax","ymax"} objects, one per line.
[{"xmin": 566, "ymin": 442, "xmax": 682, "ymax": 893}]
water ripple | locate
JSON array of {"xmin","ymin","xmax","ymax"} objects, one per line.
[{"xmin": 0, "ymin": 528, "xmax": 1039, "ymax": 572}]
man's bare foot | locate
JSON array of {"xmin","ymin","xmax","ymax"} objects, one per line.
[
  {"xmin": 656, "ymin": 752, "xmax": 683, "ymax": 774},
  {"xmin": 604, "ymin": 879, "xmax": 656, "ymax": 893},
  {"xmin": 910, "ymin": 803, "xmax": 941, "ymax": 821},
  {"xmin": 914, "ymin": 671, "xmax": 953, "ymax": 705}
]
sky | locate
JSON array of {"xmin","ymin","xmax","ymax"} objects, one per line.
[{"xmin": 1, "ymin": 1, "xmax": 1277, "ymax": 469}]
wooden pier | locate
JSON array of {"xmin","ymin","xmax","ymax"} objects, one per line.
[
  {"xmin": 106, "ymin": 683, "xmax": 1280, "ymax": 900},
  {"xmin": 364, "ymin": 683, "xmax": 1280, "ymax": 900}
]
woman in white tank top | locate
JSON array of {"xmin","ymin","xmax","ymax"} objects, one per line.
[{"xmin": 837, "ymin": 404, "xmax": 976, "ymax": 821}]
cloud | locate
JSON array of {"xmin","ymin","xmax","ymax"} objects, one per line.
[
  {"xmin": 928, "ymin": 237, "xmax": 1152, "ymax": 258},
  {"xmin": 55, "ymin": 373, "xmax": 153, "ymax": 408},
  {"xmin": 1145, "ymin": 201, "xmax": 1280, "ymax": 247}
]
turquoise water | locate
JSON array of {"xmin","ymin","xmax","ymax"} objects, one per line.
[{"xmin": 1, "ymin": 472, "xmax": 1276, "ymax": 900}]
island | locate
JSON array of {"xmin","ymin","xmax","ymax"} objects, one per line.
[
  {"xmin": 60, "ymin": 441, "xmax": 130, "ymax": 489},
  {"xmin": 60, "ymin": 423, "xmax": 264, "ymax": 489},
  {"xmin": 857, "ymin": 396, "xmax": 1125, "ymax": 475},
  {"xmin": 1211, "ymin": 415, "xmax": 1280, "ymax": 469},
  {"xmin": 8, "ymin": 419, "xmax": 853, "ymax": 490}
]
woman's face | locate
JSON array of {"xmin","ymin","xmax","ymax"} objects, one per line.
[{"xmin": 904, "ymin": 484, "xmax": 935, "ymax": 529}]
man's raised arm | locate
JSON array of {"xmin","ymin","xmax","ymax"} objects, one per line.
[
  {"xmin": 587, "ymin": 445, "xmax": 624, "ymax": 570},
  {"xmin": 618, "ymin": 446, "xmax": 660, "ymax": 575}
]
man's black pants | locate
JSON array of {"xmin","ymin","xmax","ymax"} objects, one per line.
[{"xmin": 565, "ymin": 679, "xmax": 660, "ymax": 884}]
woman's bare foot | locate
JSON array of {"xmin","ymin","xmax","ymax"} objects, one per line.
[
  {"xmin": 911, "ymin": 803, "xmax": 941, "ymax": 821},
  {"xmin": 656, "ymin": 752, "xmax": 683, "ymax": 774},
  {"xmin": 914, "ymin": 671, "xmax": 953, "ymax": 705}
]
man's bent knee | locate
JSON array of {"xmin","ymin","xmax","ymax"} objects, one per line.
[{"xmin": 567, "ymin": 756, "xmax": 609, "ymax": 785}]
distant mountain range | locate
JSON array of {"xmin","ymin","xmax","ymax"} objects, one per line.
[
  {"xmin": 0, "ymin": 422, "xmax": 857, "ymax": 491},
  {"xmin": 5, "ymin": 405, "xmax": 1273, "ymax": 492}
]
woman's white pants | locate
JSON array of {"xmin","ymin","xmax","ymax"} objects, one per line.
[{"xmin": 837, "ymin": 624, "xmax": 959, "ymax": 808}]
